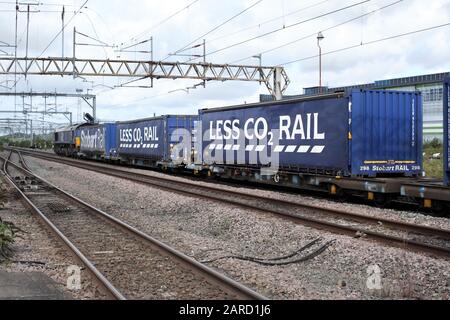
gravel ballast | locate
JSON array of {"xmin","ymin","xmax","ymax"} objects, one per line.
[
  {"xmin": 29, "ymin": 153, "xmax": 450, "ymax": 229},
  {"xmin": 21, "ymin": 155, "xmax": 450, "ymax": 299},
  {"xmin": 0, "ymin": 174, "xmax": 106, "ymax": 300}
]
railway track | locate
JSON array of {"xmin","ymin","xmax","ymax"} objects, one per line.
[
  {"xmin": 0, "ymin": 151, "xmax": 267, "ymax": 300},
  {"xmin": 12, "ymin": 148, "xmax": 450, "ymax": 259}
]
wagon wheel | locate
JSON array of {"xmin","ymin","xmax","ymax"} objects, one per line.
[
  {"xmin": 373, "ymin": 194, "xmax": 391, "ymax": 208},
  {"xmin": 430, "ymin": 201, "xmax": 447, "ymax": 217},
  {"xmin": 336, "ymin": 188, "xmax": 349, "ymax": 203},
  {"xmin": 273, "ymin": 174, "xmax": 280, "ymax": 183}
]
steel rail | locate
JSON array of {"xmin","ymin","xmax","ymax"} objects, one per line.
[
  {"xmin": 13, "ymin": 148, "xmax": 450, "ymax": 259},
  {"xmin": 1, "ymin": 153, "xmax": 126, "ymax": 300},
  {"xmin": 3, "ymin": 152, "xmax": 267, "ymax": 300},
  {"xmin": 14, "ymin": 148, "xmax": 450, "ymax": 238},
  {"xmin": 71, "ymin": 157, "xmax": 450, "ymax": 237}
]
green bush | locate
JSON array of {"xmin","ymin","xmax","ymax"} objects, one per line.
[
  {"xmin": 0, "ymin": 136, "xmax": 53, "ymax": 150},
  {"xmin": 33, "ymin": 137, "xmax": 54, "ymax": 150},
  {"xmin": 426, "ymin": 138, "xmax": 442, "ymax": 150}
]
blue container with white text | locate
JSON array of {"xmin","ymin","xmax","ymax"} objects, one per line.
[
  {"xmin": 79, "ymin": 123, "xmax": 117, "ymax": 159},
  {"xmin": 199, "ymin": 90, "xmax": 423, "ymax": 177},
  {"xmin": 116, "ymin": 115, "xmax": 198, "ymax": 166}
]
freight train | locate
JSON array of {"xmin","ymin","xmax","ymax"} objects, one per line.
[{"xmin": 53, "ymin": 89, "xmax": 450, "ymax": 215}]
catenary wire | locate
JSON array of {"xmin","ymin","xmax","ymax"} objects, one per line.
[
  {"xmin": 120, "ymin": 0, "xmax": 201, "ymax": 48},
  {"xmin": 172, "ymin": 0, "xmax": 264, "ymax": 55},
  {"xmin": 185, "ymin": 0, "xmax": 371, "ymax": 62},
  {"xmin": 231, "ymin": 0, "xmax": 403, "ymax": 64},
  {"xmin": 207, "ymin": 0, "xmax": 331, "ymax": 45},
  {"xmin": 37, "ymin": 0, "xmax": 88, "ymax": 58},
  {"xmin": 279, "ymin": 22, "xmax": 450, "ymax": 66}
]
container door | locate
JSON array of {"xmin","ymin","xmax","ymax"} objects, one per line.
[
  {"xmin": 444, "ymin": 78, "xmax": 450, "ymax": 186},
  {"xmin": 167, "ymin": 115, "xmax": 196, "ymax": 164},
  {"xmin": 105, "ymin": 124, "xmax": 117, "ymax": 158},
  {"xmin": 350, "ymin": 90, "xmax": 423, "ymax": 176}
]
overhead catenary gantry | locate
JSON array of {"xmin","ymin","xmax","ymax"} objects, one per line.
[
  {"xmin": 0, "ymin": 91, "xmax": 95, "ymax": 122},
  {"xmin": 0, "ymin": 56, "xmax": 290, "ymax": 100},
  {"xmin": 0, "ymin": 117, "xmax": 59, "ymax": 139},
  {"xmin": 0, "ymin": 110, "xmax": 73, "ymax": 124},
  {"xmin": 0, "ymin": 118, "xmax": 30, "ymax": 137}
]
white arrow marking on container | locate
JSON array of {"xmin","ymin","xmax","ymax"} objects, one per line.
[
  {"xmin": 285, "ymin": 146, "xmax": 297, "ymax": 153},
  {"xmin": 311, "ymin": 146, "xmax": 326, "ymax": 154},
  {"xmin": 273, "ymin": 146, "xmax": 285, "ymax": 153},
  {"xmin": 298, "ymin": 146, "xmax": 311, "ymax": 153}
]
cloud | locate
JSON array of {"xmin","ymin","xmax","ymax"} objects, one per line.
[{"xmin": 0, "ymin": 0, "xmax": 449, "ymax": 126}]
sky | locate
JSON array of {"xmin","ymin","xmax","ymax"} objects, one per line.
[{"xmin": 0, "ymin": 0, "xmax": 449, "ymax": 130}]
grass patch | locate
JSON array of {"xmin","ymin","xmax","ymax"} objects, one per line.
[
  {"xmin": 0, "ymin": 178, "xmax": 5, "ymax": 209},
  {"xmin": 208, "ymin": 216, "xmax": 233, "ymax": 238},
  {"xmin": 423, "ymin": 158, "xmax": 444, "ymax": 179},
  {"xmin": 0, "ymin": 179, "xmax": 22, "ymax": 262},
  {"xmin": 423, "ymin": 139, "xmax": 444, "ymax": 179},
  {"xmin": 0, "ymin": 218, "xmax": 22, "ymax": 262}
]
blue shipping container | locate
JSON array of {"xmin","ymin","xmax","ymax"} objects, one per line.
[
  {"xmin": 350, "ymin": 90, "xmax": 422, "ymax": 175},
  {"xmin": 116, "ymin": 115, "xmax": 197, "ymax": 164},
  {"xmin": 199, "ymin": 90, "xmax": 422, "ymax": 177},
  {"xmin": 80, "ymin": 123, "xmax": 117, "ymax": 159},
  {"xmin": 444, "ymin": 77, "xmax": 450, "ymax": 186}
]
